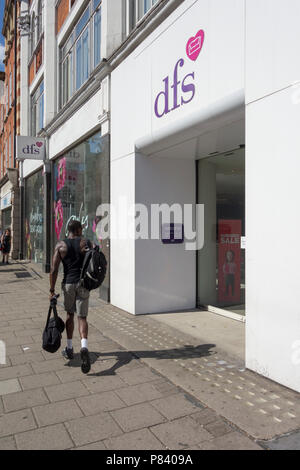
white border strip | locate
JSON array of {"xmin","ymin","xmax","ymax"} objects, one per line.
[{"xmin": 206, "ymin": 305, "xmax": 246, "ymax": 323}]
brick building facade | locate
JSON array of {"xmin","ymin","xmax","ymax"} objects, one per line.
[{"xmin": 0, "ymin": 0, "xmax": 21, "ymax": 258}]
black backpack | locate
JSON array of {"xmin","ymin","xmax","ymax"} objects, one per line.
[
  {"xmin": 79, "ymin": 244, "xmax": 107, "ymax": 291},
  {"xmin": 42, "ymin": 296, "xmax": 65, "ymax": 353}
]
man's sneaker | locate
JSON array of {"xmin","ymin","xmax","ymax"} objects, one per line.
[
  {"xmin": 80, "ymin": 348, "xmax": 91, "ymax": 374},
  {"xmin": 62, "ymin": 347, "xmax": 74, "ymax": 360}
]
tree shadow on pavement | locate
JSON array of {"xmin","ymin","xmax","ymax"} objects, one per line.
[{"xmin": 64, "ymin": 343, "xmax": 216, "ymax": 376}]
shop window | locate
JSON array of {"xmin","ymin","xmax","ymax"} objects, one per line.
[
  {"xmin": 25, "ymin": 171, "xmax": 44, "ymax": 264},
  {"xmin": 60, "ymin": 1, "xmax": 102, "ymax": 109},
  {"xmin": 53, "ymin": 131, "xmax": 110, "ymax": 300},
  {"xmin": 31, "ymin": 80, "xmax": 44, "ymax": 136}
]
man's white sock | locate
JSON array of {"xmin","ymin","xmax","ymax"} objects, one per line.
[
  {"xmin": 81, "ymin": 338, "xmax": 88, "ymax": 350},
  {"xmin": 67, "ymin": 339, "xmax": 73, "ymax": 350}
]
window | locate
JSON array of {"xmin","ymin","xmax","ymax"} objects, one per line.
[
  {"xmin": 5, "ymin": 141, "xmax": 7, "ymax": 171},
  {"xmin": 60, "ymin": 1, "xmax": 102, "ymax": 108},
  {"xmin": 37, "ymin": 0, "xmax": 43, "ymax": 41},
  {"xmin": 53, "ymin": 131, "xmax": 110, "ymax": 301},
  {"xmin": 30, "ymin": 13, "xmax": 35, "ymax": 56},
  {"xmin": 127, "ymin": 0, "xmax": 158, "ymax": 32},
  {"xmin": 9, "ymin": 72, "xmax": 12, "ymax": 108},
  {"xmin": 8, "ymin": 133, "xmax": 11, "ymax": 167},
  {"xmin": 76, "ymin": 25, "xmax": 89, "ymax": 90},
  {"xmin": 31, "ymin": 81, "xmax": 44, "ymax": 136},
  {"xmin": 94, "ymin": 7, "xmax": 101, "ymax": 67},
  {"xmin": 25, "ymin": 170, "xmax": 44, "ymax": 263}
]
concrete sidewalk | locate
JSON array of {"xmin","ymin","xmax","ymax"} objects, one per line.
[{"xmin": 0, "ymin": 262, "xmax": 299, "ymax": 450}]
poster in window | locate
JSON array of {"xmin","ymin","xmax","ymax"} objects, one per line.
[{"xmin": 218, "ymin": 220, "xmax": 241, "ymax": 304}]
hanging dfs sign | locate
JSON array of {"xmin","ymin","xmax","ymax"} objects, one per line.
[
  {"xmin": 154, "ymin": 30, "xmax": 205, "ymax": 118},
  {"xmin": 16, "ymin": 136, "xmax": 45, "ymax": 161},
  {"xmin": 218, "ymin": 220, "xmax": 242, "ymax": 305}
]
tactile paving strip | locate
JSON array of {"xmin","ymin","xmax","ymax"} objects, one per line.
[{"xmin": 89, "ymin": 303, "xmax": 300, "ymax": 441}]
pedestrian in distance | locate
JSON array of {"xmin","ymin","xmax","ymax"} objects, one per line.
[
  {"xmin": 1, "ymin": 228, "xmax": 11, "ymax": 264},
  {"xmin": 49, "ymin": 220, "xmax": 92, "ymax": 374}
]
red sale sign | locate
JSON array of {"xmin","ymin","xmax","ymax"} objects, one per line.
[{"xmin": 218, "ymin": 220, "xmax": 241, "ymax": 304}]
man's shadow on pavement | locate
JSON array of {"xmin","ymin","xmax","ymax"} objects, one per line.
[{"xmin": 64, "ymin": 343, "xmax": 216, "ymax": 376}]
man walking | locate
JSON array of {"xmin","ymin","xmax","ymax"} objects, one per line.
[{"xmin": 49, "ymin": 220, "xmax": 91, "ymax": 374}]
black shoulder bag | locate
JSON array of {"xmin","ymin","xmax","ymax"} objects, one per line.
[{"xmin": 42, "ymin": 295, "xmax": 65, "ymax": 353}]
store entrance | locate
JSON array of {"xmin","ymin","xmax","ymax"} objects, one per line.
[{"xmin": 197, "ymin": 147, "xmax": 245, "ymax": 316}]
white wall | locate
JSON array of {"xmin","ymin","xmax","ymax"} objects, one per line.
[
  {"xmin": 111, "ymin": 0, "xmax": 245, "ymax": 314},
  {"xmin": 135, "ymin": 156, "xmax": 196, "ymax": 314},
  {"xmin": 246, "ymin": 0, "xmax": 300, "ymax": 392}
]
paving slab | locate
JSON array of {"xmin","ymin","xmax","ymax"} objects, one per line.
[
  {"xmin": 9, "ymin": 352, "xmax": 45, "ymax": 366},
  {"xmin": 0, "ymin": 378, "xmax": 21, "ymax": 396},
  {"xmin": 261, "ymin": 430, "xmax": 300, "ymax": 450},
  {"xmin": 65, "ymin": 412, "xmax": 123, "ymax": 446},
  {"xmin": 115, "ymin": 382, "xmax": 165, "ymax": 406},
  {"xmin": 117, "ymin": 367, "xmax": 162, "ymax": 386},
  {"xmin": 151, "ymin": 393, "xmax": 203, "ymax": 420},
  {"xmin": 3, "ymin": 388, "xmax": 48, "ymax": 412},
  {"xmin": 4, "ymin": 336, "xmax": 34, "ymax": 347},
  {"xmin": 150, "ymin": 416, "xmax": 213, "ymax": 449},
  {"xmin": 82, "ymin": 375, "xmax": 126, "ymax": 394},
  {"xmin": 73, "ymin": 441, "xmax": 107, "ymax": 450},
  {"xmin": 110, "ymin": 403, "xmax": 166, "ymax": 433},
  {"xmin": 33, "ymin": 399, "xmax": 84, "ymax": 426},
  {"xmin": 31, "ymin": 359, "xmax": 71, "ymax": 374},
  {"xmin": 0, "ymin": 364, "xmax": 33, "ymax": 381},
  {"xmin": 76, "ymin": 391, "xmax": 126, "ymax": 415},
  {"xmin": 55, "ymin": 366, "xmax": 91, "ymax": 384},
  {"xmin": 19, "ymin": 372, "xmax": 61, "ymax": 391},
  {"xmin": 104, "ymin": 428, "xmax": 166, "ymax": 450},
  {"xmin": 198, "ymin": 432, "xmax": 262, "ymax": 450},
  {"xmin": 44, "ymin": 381, "xmax": 90, "ymax": 402},
  {"xmin": 15, "ymin": 423, "xmax": 74, "ymax": 450},
  {"xmin": 0, "ymin": 436, "xmax": 17, "ymax": 450},
  {"xmin": 204, "ymin": 420, "xmax": 233, "ymax": 437},
  {"xmin": 190, "ymin": 409, "xmax": 220, "ymax": 426},
  {"xmin": 0, "ymin": 409, "xmax": 36, "ymax": 438}
]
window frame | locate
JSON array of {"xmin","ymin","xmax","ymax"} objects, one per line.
[
  {"xmin": 59, "ymin": 1, "xmax": 102, "ymax": 109},
  {"xmin": 37, "ymin": 0, "xmax": 43, "ymax": 41},
  {"xmin": 126, "ymin": 0, "xmax": 158, "ymax": 34},
  {"xmin": 30, "ymin": 80, "xmax": 45, "ymax": 137}
]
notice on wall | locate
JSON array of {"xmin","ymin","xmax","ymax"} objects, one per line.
[
  {"xmin": 161, "ymin": 223, "xmax": 184, "ymax": 244},
  {"xmin": 218, "ymin": 220, "xmax": 241, "ymax": 304}
]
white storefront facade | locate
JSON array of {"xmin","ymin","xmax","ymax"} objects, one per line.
[{"xmin": 110, "ymin": 0, "xmax": 300, "ymax": 393}]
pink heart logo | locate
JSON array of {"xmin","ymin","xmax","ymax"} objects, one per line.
[
  {"xmin": 36, "ymin": 142, "xmax": 43, "ymax": 148},
  {"xmin": 186, "ymin": 30, "xmax": 205, "ymax": 61}
]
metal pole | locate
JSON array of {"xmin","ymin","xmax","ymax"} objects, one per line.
[
  {"xmin": 19, "ymin": 160, "xmax": 24, "ymax": 259},
  {"xmin": 43, "ymin": 136, "xmax": 51, "ymax": 273}
]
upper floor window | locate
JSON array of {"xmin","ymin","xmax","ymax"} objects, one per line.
[
  {"xmin": 30, "ymin": 12, "xmax": 36, "ymax": 57},
  {"xmin": 127, "ymin": 0, "xmax": 158, "ymax": 33},
  {"xmin": 9, "ymin": 72, "xmax": 12, "ymax": 108},
  {"xmin": 37, "ymin": 0, "xmax": 43, "ymax": 41},
  {"xmin": 31, "ymin": 80, "xmax": 44, "ymax": 136},
  {"xmin": 60, "ymin": 1, "xmax": 102, "ymax": 109}
]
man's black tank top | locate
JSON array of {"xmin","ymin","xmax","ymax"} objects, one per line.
[{"xmin": 62, "ymin": 238, "xmax": 85, "ymax": 284}]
